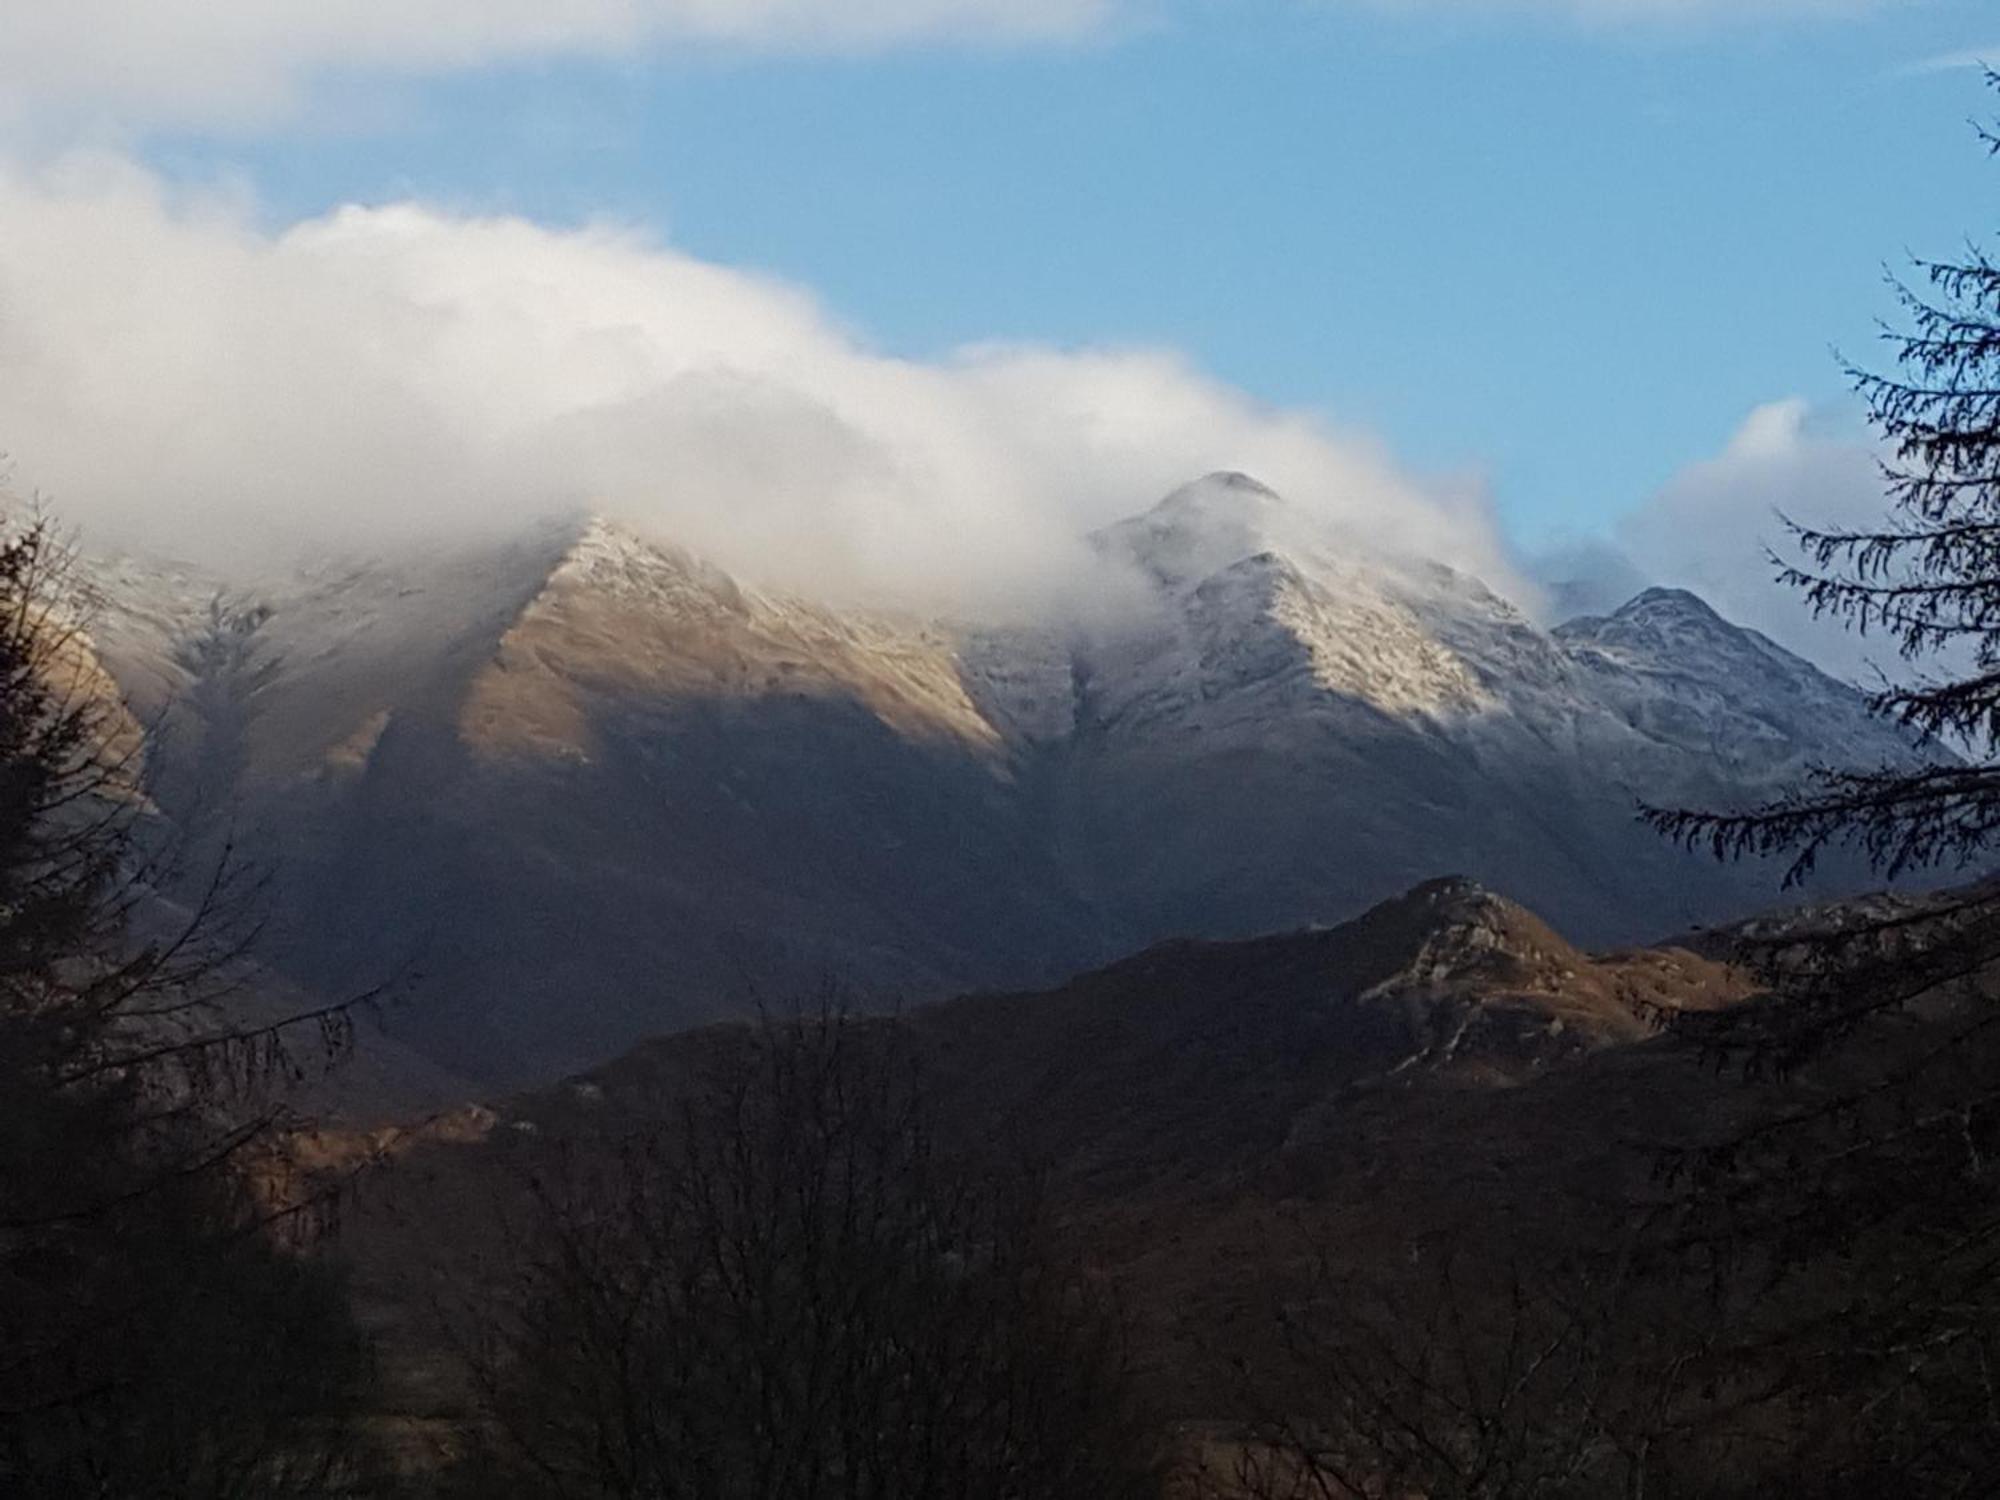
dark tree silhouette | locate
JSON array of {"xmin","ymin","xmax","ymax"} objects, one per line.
[
  {"xmin": 1198, "ymin": 1228, "xmax": 1763, "ymax": 1500},
  {"xmin": 445, "ymin": 1005, "xmax": 1164, "ymax": 1500},
  {"xmin": 0, "ymin": 510, "xmax": 380, "ymax": 1494},
  {"xmin": 1647, "ymin": 83, "xmax": 2000, "ymax": 897},
  {"xmin": 1636, "ymin": 78, "xmax": 2000, "ymax": 1495},
  {"xmin": 1639, "ymin": 75, "xmax": 2000, "ymax": 1079}
]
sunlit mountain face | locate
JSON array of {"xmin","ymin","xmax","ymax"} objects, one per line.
[{"xmin": 81, "ymin": 473, "xmax": 1924, "ymax": 1094}]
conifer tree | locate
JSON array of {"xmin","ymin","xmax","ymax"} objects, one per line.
[{"xmin": 0, "ymin": 510, "xmax": 377, "ymax": 1496}]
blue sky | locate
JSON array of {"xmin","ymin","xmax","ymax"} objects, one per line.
[
  {"xmin": 130, "ymin": 1, "xmax": 1999, "ymax": 547},
  {"xmin": 1, "ymin": 0, "xmax": 1997, "ymax": 666}
]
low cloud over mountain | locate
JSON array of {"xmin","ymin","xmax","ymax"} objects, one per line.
[
  {"xmin": 1534, "ymin": 398, "xmax": 1900, "ymax": 684},
  {"xmin": 81, "ymin": 473, "xmax": 1927, "ymax": 1090},
  {"xmin": 0, "ymin": 156, "xmax": 1514, "ymax": 622}
]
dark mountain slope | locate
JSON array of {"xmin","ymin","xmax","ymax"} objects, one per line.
[{"xmin": 83, "ymin": 475, "xmax": 1925, "ymax": 1093}]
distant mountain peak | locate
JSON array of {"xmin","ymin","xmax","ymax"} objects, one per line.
[
  {"xmin": 538, "ymin": 513, "xmax": 751, "ymax": 616},
  {"xmin": 1159, "ymin": 469, "xmax": 1283, "ymax": 510},
  {"xmin": 1615, "ymin": 586, "xmax": 1729, "ymax": 625},
  {"xmin": 1097, "ymin": 472, "xmax": 1298, "ymax": 591},
  {"xmin": 1145, "ymin": 471, "xmax": 1287, "ymax": 541},
  {"xmin": 70, "ymin": 476, "xmax": 1934, "ymax": 1088},
  {"xmin": 1559, "ymin": 584, "xmax": 1815, "ymax": 679}
]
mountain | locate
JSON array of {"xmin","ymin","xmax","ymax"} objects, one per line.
[
  {"xmin": 513, "ymin": 875, "xmax": 1748, "ymax": 1186},
  {"xmin": 77, "ymin": 473, "xmax": 1926, "ymax": 1095},
  {"xmin": 327, "ymin": 876, "xmax": 1766, "ymax": 1450},
  {"xmin": 1044, "ymin": 473, "xmax": 1921, "ymax": 953}
]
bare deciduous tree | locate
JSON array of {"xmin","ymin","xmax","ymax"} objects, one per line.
[
  {"xmin": 447, "ymin": 1005, "xmax": 1164, "ymax": 1500},
  {"xmin": 1198, "ymin": 1231, "xmax": 1749, "ymax": 1500}
]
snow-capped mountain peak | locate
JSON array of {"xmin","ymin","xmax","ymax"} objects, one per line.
[
  {"xmin": 1572, "ymin": 586, "xmax": 1741, "ymax": 645},
  {"xmin": 66, "ymin": 473, "xmax": 1943, "ymax": 1084},
  {"xmin": 1080, "ymin": 472, "xmax": 1497, "ymax": 726},
  {"xmin": 1096, "ymin": 470, "xmax": 1301, "ymax": 591},
  {"xmin": 1558, "ymin": 584, "xmax": 1838, "ymax": 693}
]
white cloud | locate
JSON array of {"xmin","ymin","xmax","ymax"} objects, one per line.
[
  {"xmin": 1542, "ymin": 398, "xmax": 1903, "ymax": 684},
  {"xmin": 0, "ymin": 0, "xmax": 1120, "ymax": 131},
  {"xmin": 0, "ymin": 0, "xmax": 1898, "ymax": 133},
  {"xmin": 0, "ymin": 153, "xmax": 1511, "ymax": 619}
]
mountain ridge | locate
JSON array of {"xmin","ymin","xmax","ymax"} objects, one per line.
[
  {"xmin": 323, "ymin": 872, "xmax": 1771, "ymax": 1452},
  {"xmin": 63, "ymin": 474, "xmax": 1932, "ymax": 1092}
]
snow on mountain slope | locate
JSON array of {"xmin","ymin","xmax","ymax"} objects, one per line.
[
  {"xmin": 73, "ymin": 474, "xmax": 1940, "ymax": 1090},
  {"xmin": 80, "ymin": 522, "xmax": 578, "ymax": 795},
  {"xmin": 76, "ymin": 550, "xmax": 223, "ymax": 715},
  {"xmin": 1039, "ymin": 472, "xmax": 1929, "ymax": 951},
  {"xmin": 1555, "ymin": 588, "xmax": 1922, "ymax": 787},
  {"xmin": 459, "ymin": 518, "xmax": 1009, "ymax": 765},
  {"xmin": 1083, "ymin": 473, "xmax": 1912, "ymax": 801},
  {"xmin": 1086, "ymin": 473, "xmax": 1488, "ymax": 732}
]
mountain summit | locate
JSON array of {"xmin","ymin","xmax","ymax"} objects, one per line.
[
  {"xmin": 1097, "ymin": 471, "xmax": 1295, "ymax": 589},
  {"xmin": 80, "ymin": 480, "xmax": 1927, "ymax": 1092}
]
